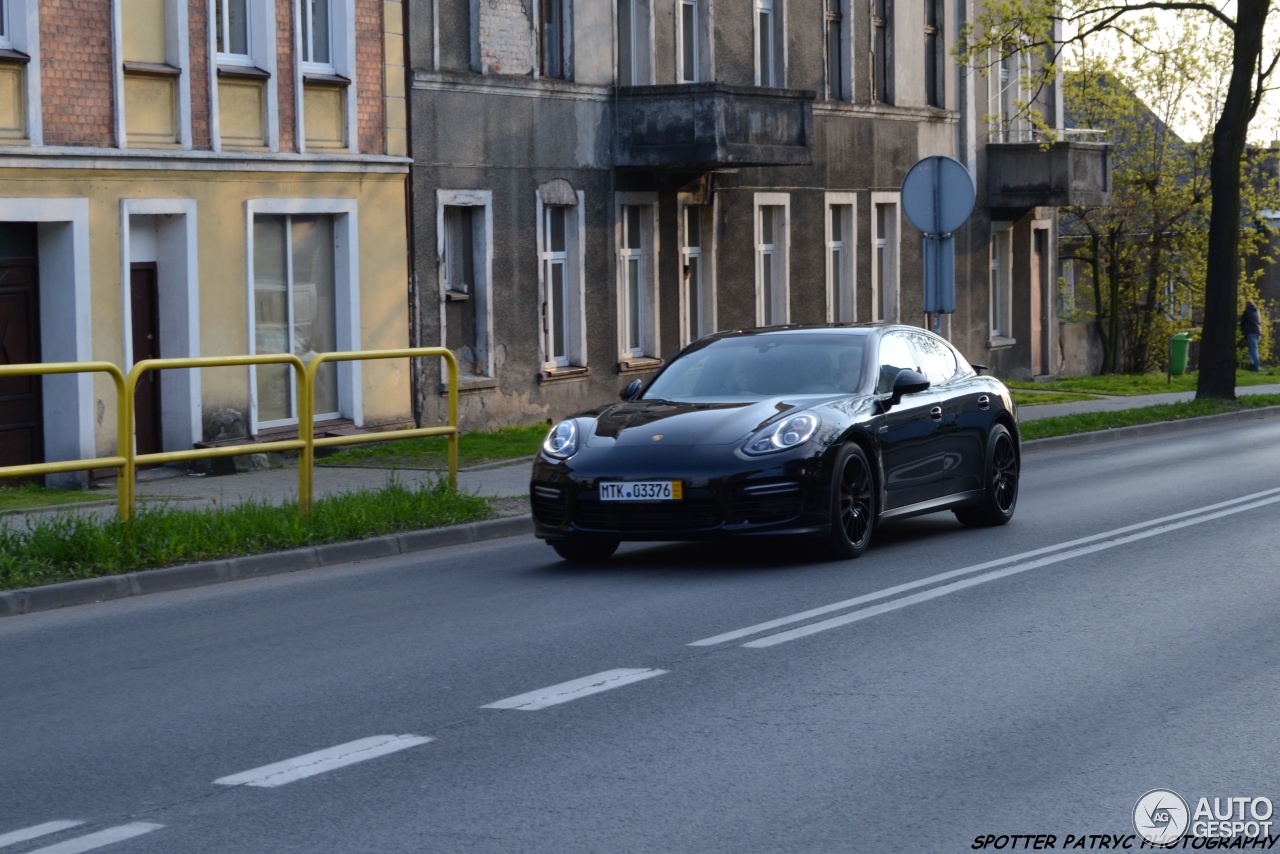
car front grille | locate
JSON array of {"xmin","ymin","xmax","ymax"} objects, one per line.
[
  {"xmin": 531, "ymin": 485, "xmax": 568, "ymax": 526},
  {"xmin": 730, "ymin": 482, "xmax": 805, "ymax": 525},
  {"xmin": 574, "ymin": 497, "xmax": 724, "ymax": 532}
]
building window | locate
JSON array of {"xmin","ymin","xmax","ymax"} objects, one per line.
[
  {"xmin": 678, "ymin": 0, "xmax": 699, "ymax": 83},
  {"xmin": 540, "ymin": 0, "xmax": 566, "ymax": 79},
  {"xmin": 0, "ymin": 0, "xmax": 10, "ymax": 49},
  {"xmin": 616, "ymin": 195, "xmax": 659, "ymax": 362},
  {"xmin": 925, "ymin": 0, "xmax": 942, "ymax": 107},
  {"xmin": 253, "ymin": 214, "xmax": 338, "ymax": 425},
  {"xmin": 825, "ymin": 0, "xmax": 848, "ymax": 101},
  {"xmin": 993, "ymin": 46, "xmax": 1031, "ymax": 141},
  {"xmin": 215, "ymin": 0, "xmax": 252, "ymax": 64},
  {"xmin": 872, "ymin": 0, "xmax": 892, "ymax": 103},
  {"xmin": 1058, "ymin": 256, "xmax": 1076, "ymax": 318},
  {"xmin": 871, "ymin": 195, "xmax": 899, "ymax": 322},
  {"xmin": 755, "ymin": 194, "xmax": 789, "ymax": 325},
  {"xmin": 990, "ymin": 227, "xmax": 1012, "ymax": 339},
  {"xmin": 826, "ymin": 194, "xmax": 856, "ymax": 322},
  {"xmin": 300, "ymin": 0, "xmax": 332, "ymax": 72},
  {"xmin": 755, "ymin": 0, "xmax": 782, "ymax": 87},
  {"xmin": 439, "ymin": 192, "xmax": 494, "ymax": 380},
  {"xmin": 679, "ymin": 201, "xmax": 713, "ymax": 345},
  {"xmin": 538, "ymin": 191, "xmax": 585, "ymax": 370},
  {"xmin": 618, "ymin": 0, "xmax": 652, "ymax": 86}
]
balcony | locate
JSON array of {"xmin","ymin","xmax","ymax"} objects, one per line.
[
  {"xmin": 613, "ymin": 83, "xmax": 814, "ymax": 169},
  {"xmin": 986, "ymin": 141, "xmax": 1112, "ymax": 217}
]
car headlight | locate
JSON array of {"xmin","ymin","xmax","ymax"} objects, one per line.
[
  {"xmin": 743, "ymin": 411, "xmax": 820, "ymax": 455},
  {"xmin": 542, "ymin": 419, "xmax": 579, "ymax": 459}
]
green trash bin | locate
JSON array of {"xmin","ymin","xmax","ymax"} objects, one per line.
[{"xmin": 1169, "ymin": 332, "xmax": 1191, "ymax": 375}]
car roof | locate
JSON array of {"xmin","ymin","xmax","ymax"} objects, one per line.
[{"xmin": 696, "ymin": 323, "xmax": 902, "ymax": 343}]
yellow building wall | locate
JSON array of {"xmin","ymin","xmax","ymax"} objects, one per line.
[
  {"xmin": 0, "ymin": 168, "xmax": 410, "ymax": 457},
  {"xmin": 0, "ymin": 64, "xmax": 26, "ymax": 140}
]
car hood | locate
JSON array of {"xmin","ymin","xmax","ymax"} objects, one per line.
[{"xmin": 582, "ymin": 398, "xmax": 817, "ymax": 448}]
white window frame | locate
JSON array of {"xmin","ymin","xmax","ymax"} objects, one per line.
[
  {"xmin": 536, "ymin": 190, "xmax": 587, "ymax": 371},
  {"xmin": 214, "ymin": 0, "xmax": 254, "ymax": 67},
  {"xmin": 924, "ymin": 0, "xmax": 943, "ymax": 108},
  {"xmin": 245, "ymin": 198, "xmax": 361, "ymax": 432},
  {"xmin": 615, "ymin": 193, "xmax": 659, "ymax": 362},
  {"xmin": 870, "ymin": 193, "xmax": 900, "ymax": 322},
  {"xmin": 208, "ymin": 0, "xmax": 279, "ymax": 152},
  {"xmin": 678, "ymin": 194, "xmax": 716, "ymax": 347},
  {"xmin": 437, "ymin": 190, "xmax": 495, "ymax": 383},
  {"xmin": 617, "ymin": 0, "xmax": 653, "ymax": 86},
  {"xmin": 677, "ymin": 0, "xmax": 699, "ymax": 83},
  {"xmin": 3, "ymin": 0, "xmax": 41, "ymax": 144},
  {"xmin": 990, "ymin": 224, "xmax": 1014, "ymax": 342},
  {"xmin": 754, "ymin": 0, "xmax": 784, "ymax": 87},
  {"xmin": 0, "ymin": 1, "xmax": 11, "ymax": 49},
  {"xmin": 111, "ymin": 0, "xmax": 195, "ymax": 150},
  {"xmin": 825, "ymin": 193, "xmax": 856, "ymax": 323},
  {"xmin": 992, "ymin": 45, "xmax": 1032, "ymax": 142},
  {"xmin": 754, "ymin": 193, "xmax": 790, "ymax": 326},
  {"xmin": 299, "ymin": 0, "xmax": 334, "ymax": 74},
  {"xmin": 293, "ymin": 0, "xmax": 355, "ymax": 154}
]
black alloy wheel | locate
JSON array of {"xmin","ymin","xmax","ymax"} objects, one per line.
[
  {"xmin": 826, "ymin": 443, "xmax": 876, "ymax": 559},
  {"xmin": 954, "ymin": 423, "xmax": 1019, "ymax": 527},
  {"xmin": 550, "ymin": 536, "xmax": 621, "ymax": 563}
]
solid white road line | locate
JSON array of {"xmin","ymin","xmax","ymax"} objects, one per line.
[
  {"xmin": 690, "ymin": 486, "xmax": 1280, "ymax": 648},
  {"xmin": 25, "ymin": 824, "xmax": 162, "ymax": 854},
  {"xmin": 482, "ymin": 668, "xmax": 668, "ymax": 710},
  {"xmin": 744, "ymin": 491, "xmax": 1280, "ymax": 648},
  {"xmin": 0, "ymin": 822, "xmax": 83, "ymax": 849},
  {"xmin": 213, "ymin": 734, "xmax": 434, "ymax": 788}
]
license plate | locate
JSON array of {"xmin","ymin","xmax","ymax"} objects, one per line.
[{"xmin": 598, "ymin": 480, "xmax": 683, "ymax": 502}]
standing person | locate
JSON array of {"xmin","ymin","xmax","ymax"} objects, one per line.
[{"xmin": 1241, "ymin": 300, "xmax": 1262, "ymax": 371}]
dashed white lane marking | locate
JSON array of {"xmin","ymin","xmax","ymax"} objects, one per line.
[
  {"xmin": 482, "ymin": 668, "xmax": 668, "ymax": 710},
  {"xmin": 744, "ymin": 490, "xmax": 1280, "ymax": 648},
  {"xmin": 214, "ymin": 734, "xmax": 434, "ymax": 788},
  {"xmin": 0, "ymin": 822, "xmax": 83, "ymax": 849},
  {"xmin": 25, "ymin": 824, "xmax": 162, "ymax": 854},
  {"xmin": 691, "ymin": 486, "xmax": 1280, "ymax": 648}
]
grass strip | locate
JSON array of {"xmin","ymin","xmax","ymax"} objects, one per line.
[
  {"xmin": 0, "ymin": 477, "xmax": 489, "ymax": 591},
  {"xmin": 1020, "ymin": 394, "xmax": 1280, "ymax": 441},
  {"xmin": 319, "ymin": 424, "xmax": 548, "ymax": 469},
  {"xmin": 0, "ymin": 484, "xmax": 109, "ymax": 512},
  {"xmin": 1006, "ymin": 368, "xmax": 1277, "ymax": 396}
]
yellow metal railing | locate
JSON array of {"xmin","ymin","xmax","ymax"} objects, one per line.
[{"xmin": 0, "ymin": 348, "xmax": 459, "ymax": 521}]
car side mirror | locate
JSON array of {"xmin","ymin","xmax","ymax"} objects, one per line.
[
  {"xmin": 887, "ymin": 369, "xmax": 930, "ymax": 409},
  {"xmin": 621, "ymin": 378, "xmax": 644, "ymax": 401}
]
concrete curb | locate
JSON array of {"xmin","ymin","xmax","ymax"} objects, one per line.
[{"xmin": 0, "ymin": 515, "xmax": 533, "ymax": 618}]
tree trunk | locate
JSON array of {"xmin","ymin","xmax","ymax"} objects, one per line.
[{"xmin": 1196, "ymin": 0, "xmax": 1269, "ymax": 400}]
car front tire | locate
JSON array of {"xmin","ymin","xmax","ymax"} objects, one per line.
[
  {"xmin": 549, "ymin": 537, "xmax": 620, "ymax": 563},
  {"xmin": 954, "ymin": 423, "xmax": 1019, "ymax": 528},
  {"xmin": 825, "ymin": 442, "xmax": 876, "ymax": 559}
]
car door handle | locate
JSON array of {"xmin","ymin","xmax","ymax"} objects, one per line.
[
  {"xmin": 977, "ymin": 395, "xmax": 991, "ymax": 410},
  {"xmin": 929, "ymin": 406, "xmax": 943, "ymax": 421}
]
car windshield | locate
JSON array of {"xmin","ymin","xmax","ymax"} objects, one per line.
[{"xmin": 642, "ymin": 333, "xmax": 870, "ymax": 402}]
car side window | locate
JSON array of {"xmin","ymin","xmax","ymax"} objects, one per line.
[
  {"xmin": 876, "ymin": 333, "xmax": 918, "ymax": 394},
  {"xmin": 908, "ymin": 331, "xmax": 958, "ymax": 386}
]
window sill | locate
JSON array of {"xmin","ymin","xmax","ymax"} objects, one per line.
[
  {"xmin": 987, "ymin": 336, "xmax": 1017, "ymax": 350},
  {"xmin": 217, "ymin": 64, "xmax": 270, "ymax": 80},
  {"xmin": 0, "ymin": 48, "xmax": 31, "ymax": 65},
  {"xmin": 438, "ymin": 377, "xmax": 498, "ymax": 395},
  {"xmin": 124, "ymin": 61, "xmax": 181, "ymax": 78},
  {"xmin": 617, "ymin": 357, "xmax": 664, "ymax": 375},
  {"xmin": 539, "ymin": 365, "xmax": 591, "ymax": 384},
  {"xmin": 303, "ymin": 72, "xmax": 351, "ymax": 87},
  {"xmin": 443, "ymin": 289, "xmax": 470, "ymax": 302}
]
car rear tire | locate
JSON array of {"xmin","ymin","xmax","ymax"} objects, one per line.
[
  {"xmin": 549, "ymin": 537, "xmax": 620, "ymax": 563},
  {"xmin": 826, "ymin": 443, "xmax": 876, "ymax": 559},
  {"xmin": 954, "ymin": 423, "xmax": 1019, "ymax": 528}
]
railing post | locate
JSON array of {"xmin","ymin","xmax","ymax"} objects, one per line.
[{"xmin": 299, "ymin": 357, "xmax": 316, "ymax": 516}]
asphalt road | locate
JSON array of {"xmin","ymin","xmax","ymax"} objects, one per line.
[{"xmin": 3, "ymin": 417, "xmax": 1280, "ymax": 854}]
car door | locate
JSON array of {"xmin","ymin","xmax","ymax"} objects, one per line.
[
  {"xmin": 874, "ymin": 331, "xmax": 944, "ymax": 511},
  {"xmin": 904, "ymin": 330, "xmax": 983, "ymax": 499}
]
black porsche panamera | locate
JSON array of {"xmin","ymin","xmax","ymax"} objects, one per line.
[{"xmin": 530, "ymin": 324, "xmax": 1020, "ymax": 562}]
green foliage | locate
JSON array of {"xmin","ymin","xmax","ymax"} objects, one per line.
[
  {"xmin": 1019, "ymin": 394, "xmax": 1280, "ymax": 440},
  {"xmin": 0, "ymin": 484, "xmax": 108, "ymax": 512},
  {"xmin": 0, "ymin": 478, "xmax": 490, "ymax": 590},
  {"xmin": 1007, "ymin": 368, "xmax": 1278, "ymax": 395},
  {"xmin": 320, "ymin": 424, "xmax": 547, "ymax": 468}
]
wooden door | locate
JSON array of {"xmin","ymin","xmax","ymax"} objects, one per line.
[
  {"xmin": 0, "ymin": 262, "xmax": 43, "ymax": 481},
  {"xmin": 131, "ymin": 263, "xmax": 163, "ymax": 458}
]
